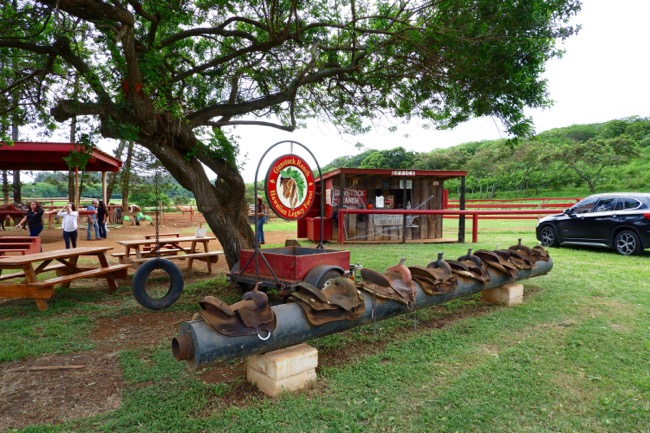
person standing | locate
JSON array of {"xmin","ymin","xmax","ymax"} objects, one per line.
[
  {"xmin": 86, "ymin": 199, "xmax": 99, "ymax": 240},
  {"xmin": 16, "ymin": 201, "xmax": 45, "ymax": 238},
  {"xmin": 97, "ymin": 200, "xmax": 108, "ymax": 239},
  {"xmin": 57, "ymin": 202, "xmax": 79, "ymax": 249},
  {"xmin": 256, "ymin": 195, "xmax": 266, "ymax": 245}
]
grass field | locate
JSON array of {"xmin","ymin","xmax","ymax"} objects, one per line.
[{"xmin": 1, "ymin": 219, "xmax": 648, "ymax": 432}]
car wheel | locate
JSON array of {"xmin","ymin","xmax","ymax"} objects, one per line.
[
  {"xmin": 539, "ymin": 225, "xmax": 559, "ymax": 247},
  {"xmin": 614, "ymin": 230, "xmax": 642, "ymax": 255}
]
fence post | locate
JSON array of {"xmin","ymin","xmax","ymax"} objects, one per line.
[{"xmin": 458, "ymin": 177, "xmax": 466, "ymax": 243}]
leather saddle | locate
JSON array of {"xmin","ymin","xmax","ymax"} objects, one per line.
[
  {"xmin": 473, "ymin": 249, "xmax": 519, "ymax": 279},
  {"xmin": 446, "ymin": 249, "xmax": 490, "ymax": 283},
  {"xmin": 357, "ymin": 266, "xmax": 416, "ymax": 305},
  {"xmin": 531, "ymin": 245, "xmax": 551, "ymax": 262},
  {"xmin": 198, "ymin": 285, "xmax": 276, "ymax": 339},
  {"xmin": 494, "ymin": 248, "xmax": 533, "ymax": 270},
  {"xmin": 408, "ymin": 253, "xmax": 457, "ymax": 295},
  {"xmin": 505, "ymin": 239, "xmax": 540, "ymax": 269},
  {"xmin": 288, "ymin": 277, "xmax": 365, "ymax": 326}
]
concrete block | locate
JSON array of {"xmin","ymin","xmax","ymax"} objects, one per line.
[
  {"xmin": 247, "ymin": 365, "xmax": 317, "ymax": 397},
  {"xmin": 481, "ymin": 283, "xmax": 524, "ymax": 306},
  {"xmin": 247, "ymin": 343, "xmax": 318, "ymax": 380},
  {"xmin": 247, "ymin": 344, "xmax": 318, "ymax": 397}
]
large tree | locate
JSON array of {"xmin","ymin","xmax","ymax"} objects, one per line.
[{"xmin": 0, "ymin": 0, "xmax": 580, "ymax": 266}]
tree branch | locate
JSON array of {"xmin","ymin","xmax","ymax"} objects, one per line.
[{"xmin": 206, "ymin": 119, "xmax": 296, "ymax": 131}]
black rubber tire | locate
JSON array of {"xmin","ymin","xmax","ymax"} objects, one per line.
[
  {"xmin": 614, "ymin": 230, "xmax": 642, "ymax": 256},
  {"xmin": 539, "ymin": 225, "xmax": 559, "ymax": 247},
  {"xmin": 132, "ymin": 259, "xmax": 184, "ymax": 310},
  {"xmin": 313, "ymin": 270, "xmax": 342, "ymax": 290}
]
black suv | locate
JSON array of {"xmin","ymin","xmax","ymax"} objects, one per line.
[{"xmin": 536, "ymin": 193, "xmax": 650, "ymax": 255}]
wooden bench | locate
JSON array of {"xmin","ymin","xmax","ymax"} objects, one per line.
[
  {"xmin": 143, "ymin": 233, "xmax": 180, "ymax": 252},
  {"xmin": 0, "ymin": 236, "xmax": 41, "ymax": 255},
  {"xmin": 0, "ymin": 248, "xmax": 33, "ymax": 255},
  {"xmin": 130, "ymin": 251, "xmax": 223, "ymax": 273},
  {"xmin": 26, "ymin": 264, "xmax": 131, "ymax": 290},
  {"xmin": 112, "ymin": 249, "xmax": 183, "ymax": 264}
]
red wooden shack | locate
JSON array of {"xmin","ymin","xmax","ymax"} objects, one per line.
[{"xmin": 298, "ymin": 168, "xmax": 467, "ymax": 243}]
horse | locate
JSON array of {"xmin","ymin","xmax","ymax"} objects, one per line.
[
  {"xmin": 0, "ymin": 203, "xmax": 25, "ymax": 231},
  {"xmin": 175, "ymin": 205, "xmax": 195, "ymax": 216}
]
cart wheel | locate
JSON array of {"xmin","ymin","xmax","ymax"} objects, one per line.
[
  {"xmin": 306, "ymin": 269, "xmax": 342, "ymax": 290},
  {"xmin": 132, "ymin": 259, "xmax": 184, "ymax": 310}
]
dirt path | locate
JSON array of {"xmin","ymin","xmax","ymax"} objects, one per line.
[{"xmin": 0, "ymin": 215, "xmax": 299, "ymax": 431}]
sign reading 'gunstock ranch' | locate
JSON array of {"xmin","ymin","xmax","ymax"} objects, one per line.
[{"xmin": 265, "ymin": 154, "xmax": 316, "ymax": 220}]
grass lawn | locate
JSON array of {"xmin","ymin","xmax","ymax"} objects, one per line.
[{"xmin": 1, "ymin": 218, "xmax": 648, "ymax": 432}]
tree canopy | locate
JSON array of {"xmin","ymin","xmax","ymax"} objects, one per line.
[
  {"xmin": 1, "ymin": 0, "xmax": 581, "ymax": 265},
  {"xmin": 326, "ymin": 117, "xmax": 649, "ymax": 197}
]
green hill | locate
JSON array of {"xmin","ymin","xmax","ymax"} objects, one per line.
[{"xmin": 323, "ymin": 116, "xmax": 650, "ymax": 199}]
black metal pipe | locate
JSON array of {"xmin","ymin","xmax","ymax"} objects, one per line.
[{"xmin": 172, "ymin": 260, "xmax": 553, "ymax": 370}]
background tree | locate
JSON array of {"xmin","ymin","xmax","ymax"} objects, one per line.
[
  {"xmin": 560, "ymin": 137, "xmax": 638, "ymax": 193},
  {"xmin": 0, "ymin": 0, "xmax": 581, "ymax": 266},
  {"xmin": 360, "ymin": 147, "xmax": 417, "ymax": 169}
]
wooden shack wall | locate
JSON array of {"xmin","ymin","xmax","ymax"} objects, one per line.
[{"xmin": 333, "ymin": 174, "xmax": 446, "ymax": 242}]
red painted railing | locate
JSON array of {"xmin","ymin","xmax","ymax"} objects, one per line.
[{"xmin": 337, "ymin": 208, "xmax": 563, "ymax": 244}]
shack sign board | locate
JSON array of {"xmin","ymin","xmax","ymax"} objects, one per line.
[{"xmin": 266, "ymin": 154, "xmax": 316, "ymax": 220}]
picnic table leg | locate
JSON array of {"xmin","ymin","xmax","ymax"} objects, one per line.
[
  {"xmin": 203, "ymin": 240, "xmax": 213, "ymax": 273},
  {"xmin": 23, "ymin": 264, "xmax": 49, "ymax": 310},
  {"xmin": 97, "ymin": 252, "xmax": 119, "ymax": 293},
  {"xmin": 187, "ymin": 241, "xmax": 198, "ymax": 270},
  {"xmin": 60, "ymin": 256, "xmax": 80, "ymax": 289}
]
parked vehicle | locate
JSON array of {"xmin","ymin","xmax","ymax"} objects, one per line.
[{"xmin": 536, "ymin": 193, "xmax": 650, "ymax": 255}]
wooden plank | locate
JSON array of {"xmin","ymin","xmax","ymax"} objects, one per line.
[
  {"xmin": 0, "ymin": 249, "xmax": 30, "ymax": 254},
  {"xmin": 0, "ymin": 285, "xmax": 54, "ymax": 299},
  {"xmin": 0, "ymin": 271, "xmax": 29, "ymax": 282},
  {"xmin": 131, "ymin": 251, "xmax": 222, "ymax": 263},
  {"xmin": 131, "ymin": 251, "xmax": 223, "ymax": 273},
  {"xmin": 26, "ymin": 264, "xmax": 131, "ymax": 287},
  {"xmin": 144, "ymin": 233, "xmax": 180, "ymax": 239}
]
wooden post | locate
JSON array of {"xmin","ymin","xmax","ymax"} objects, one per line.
[
  {"xmin": 101, "ymin": 171, "xmax": 107, "ymax": 204},
  {"xmin": 74, "ymin": 167, "xmax": 80, "ymax": 209}
]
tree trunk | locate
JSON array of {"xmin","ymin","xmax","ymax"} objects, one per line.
[
  {"xmin": 138, "ymin": 128, "xmax": 254, "ymax": 269},
  {"xmin": 120, "ymin": 141, "xmax": 134, "ymax": 212}
]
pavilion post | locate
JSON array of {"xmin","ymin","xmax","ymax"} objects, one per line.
[
  {"xmin": 74, "ymin": 167, "xmax": 80, "ymax": 208},
  {"xmin": 101, "ymin": 171, "xmax": 107, "ymax": 203}
]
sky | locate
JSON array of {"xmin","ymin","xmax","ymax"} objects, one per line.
[
  {"xmin": 33, "ymin": 0, "xmax": 650, "ymax": 184},
  {"xmin": 232, "ymin": 0, "xmax": 650, "ymax": 182}
]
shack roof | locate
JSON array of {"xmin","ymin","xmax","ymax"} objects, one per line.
[
  {"xmin": 0, "ymin": 142, "xmax": 122, "ymax": 172},
  {"xmin": 317, "ymin": 167, "xmax": 467, "ymax": 181}
]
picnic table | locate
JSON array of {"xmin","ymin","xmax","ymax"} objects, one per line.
[
  {"xmin": 0, "ymin": 246, "xmax": 130, "ymax": 311},
  {"xmin": 114, "ymin": 235, "xmax": 223, "ymax": 273}
]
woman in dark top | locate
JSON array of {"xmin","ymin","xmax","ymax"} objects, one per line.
[
  {"xmin": 97, "ymin": 200, "xmax": 108, "ymax": 239},
  {"xmin": 16, "ymin": 201, "xmax": 45, "ymax": 237}
]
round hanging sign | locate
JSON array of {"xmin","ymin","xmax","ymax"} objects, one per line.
[{"xmin": 265, "ymin": 154, "xmax": 316, "ymax": 220}]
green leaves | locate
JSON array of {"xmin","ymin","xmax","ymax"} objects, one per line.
[{"xmin": 62, "ymin": 134, "xmax": 94, "ymax": 171}]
